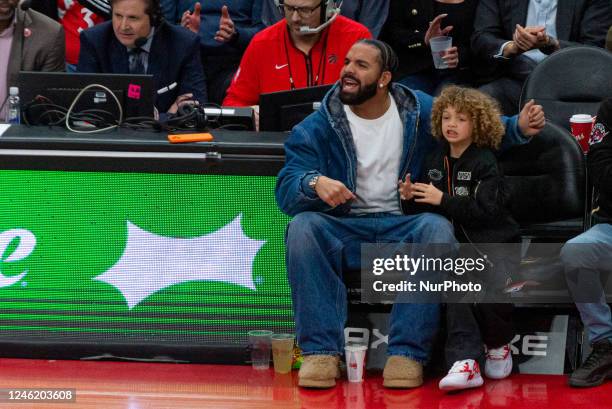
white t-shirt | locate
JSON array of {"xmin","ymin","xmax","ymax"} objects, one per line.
[{"xmin": 343, "ymin": 96, "xmax": 403, "ymax": 214}]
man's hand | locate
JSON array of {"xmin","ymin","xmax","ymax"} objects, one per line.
[
  {"xmin": 531, "ymin": 28, "xmax": 550, "ymax": 48},
  {"xmin": 518, "ymin": 99, "xmax": 546, "ymax": 137},
  {"xmin": 532, "ymin": 29, "xmax": 560, "ymax": 52},
  {"xmin": 215, "ymin": 5, "xmax": 236, "ymax": 43},
  {"xmin": 181, "ymin": 2, "xmax": 201, "ymax": 34},
  {"xmin": 167, "ymin": 93, "xmax": 195, "ymax": 114},
  {"xmin": 513, "ymin": 24, "xmax": 543, "ymax": 51},
  {"xmin": 398, "ymin": 174, "xmax": 414, "ymax": 200},
  {"xmin": 411, "ymin": 182, "xmax": 443, "ymax": 205},
  {"xmin": 425, "ymin": 14, "xmax": 453, "ymax": 46},
  {"xmin": 314, "ymin": 176, "xmax": 356, "ymax": 208},
  {"xmin": 250, "ymin": 105, "xmax": 260, "ymax": 131}
]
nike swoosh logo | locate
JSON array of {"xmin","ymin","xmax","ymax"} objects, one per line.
[{"xmin": 275, "ymin": 64, "xmax": 288, "ymax": 70}]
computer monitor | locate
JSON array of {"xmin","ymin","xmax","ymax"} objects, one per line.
[
  {"xmin": 18, "ymin": 72, "xmax": 154, "ymax": 126},
  {"xmin": 259, "ymin": 84, "xmax": 333, "ymax": 132}
]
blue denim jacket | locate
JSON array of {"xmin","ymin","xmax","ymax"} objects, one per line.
[{"xmin": 275, "ymin": 82, "xmax": 525, "ymax": 217}]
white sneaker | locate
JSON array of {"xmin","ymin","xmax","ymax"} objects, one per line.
[
  {"xmin": 485, "ymin": 344, "xmax": 513, "ymax": 379},
  {"xmin": 439, "ymin": 359, "xmax": 484, "ymax": 391}
]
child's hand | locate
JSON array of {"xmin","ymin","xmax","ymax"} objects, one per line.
[
  {"xmin": 398, "ymin": 174, "xmax": 414, "ymax": 200},
  {"xmin": 412, "ymin": 182, "xmax": 444, "ymax": 205}
]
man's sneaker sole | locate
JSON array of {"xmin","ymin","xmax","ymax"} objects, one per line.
[
  {"xmin": 298, "ymin": 377, "xmax": 336, "ymax": 388},
  {"xmin": 439, "ymin": 377, "xmax": 484, "ymax": 391}
]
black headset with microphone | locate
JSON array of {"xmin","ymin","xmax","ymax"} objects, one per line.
[
  {"xmin": 110, "ymin": 0, "xmax": 163, "ymax": 54},
  {"xmin": 153, "ymin": 103, "xmax": 208, "ymax": 132},
  {"xmin": 145, "ymin": 0, "xmax": 163, "ymax": 27},
  {"xmin": 274, "ymin": 0, "xmax": 341, "ymax": 33},
  {"xmin": 109, "ymin": 0, "xmax": 164, "ymax": 27}
]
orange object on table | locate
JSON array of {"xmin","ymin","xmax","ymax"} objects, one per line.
[{"xmin": 168, "ymin": 133, "xmax": 214, "ymax": 143}]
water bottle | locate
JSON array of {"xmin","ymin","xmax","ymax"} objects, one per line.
[{"xmin": 7, "ymin": 87, "xmax": 20, "ymax": 125}]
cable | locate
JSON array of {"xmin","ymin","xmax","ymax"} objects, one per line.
[
  {"xmin": 23, "ymin": 91, "xmax": 245, "ymax": 132},
  {"xmin": 0, "ymin": 95, "xmax": 9, "ymax": 114},
  {"xmin": 65, "ymin": 84, "xmax": 123, "ymax": 133}
]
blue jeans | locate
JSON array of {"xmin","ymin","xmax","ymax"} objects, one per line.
[
  {"xmin": 285, "ymin": 211, "xmax": 456, "ymax": 364},
  {"xmin": 561, "ymin": 223, "xmax": 612, "ymax": 344}
]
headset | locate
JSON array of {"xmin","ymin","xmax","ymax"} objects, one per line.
[
  {"xmin": 146, "ymin": 0, "xmax": 163, "ymax": 27},
  {"xmin": 109, "ymin": 0, "xmax": 163, "ymax": 27},
  {"xmin": 274, "ymin": 0, "xmax": 342, "ymax": 34},
  {"xmin": 159, "ymin": 103, "xmax": 208, "ymax": 132}
]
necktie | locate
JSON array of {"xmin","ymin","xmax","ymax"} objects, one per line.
[{"xmin": 129, "ymin": 48, "xmax": 146, "ymax": 75}]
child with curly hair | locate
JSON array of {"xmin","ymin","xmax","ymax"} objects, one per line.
[{"xmin": 399, "ymin": 85, "xmax": 520, "ymax": 392}]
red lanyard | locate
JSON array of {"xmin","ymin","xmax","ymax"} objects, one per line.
[{"xmin": 282, "ymin": 27, "xmax": 329, "ymax": 90}]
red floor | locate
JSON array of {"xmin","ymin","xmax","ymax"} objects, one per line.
[{"xmin": 0, "ymin": 358, "xmax": 610, "ymax": 408}]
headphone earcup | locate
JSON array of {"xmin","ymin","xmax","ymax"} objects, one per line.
[
  {"xmin": 327, "ymin": 0, "xmax": 338, "ymax": 20},
  {"xmin": 174, "ymin": 104, "xmax": 207, "ymax": 131},
  {"xmin": 149, "ymin": 0, "xmax": 162, "ymax": 26},
  {"xmin": 195, "ymin": 108, "xmax": 208, "ymax": 131},
  {"xmin": 320, "ymin": 0, "xmax": 327, "ymax": 24},
  {"xmin": 177, "ymin": 103, "xmax": 194, "ymax": 117},
  {"xmin": 152, "ymin": 10, "xmax": 161, "ymax": 26}
]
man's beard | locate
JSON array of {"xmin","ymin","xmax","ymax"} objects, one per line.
[
  {"xmin": 0, "ymin": 0, "xmax": 16, "ymax": 20},
  {"xmin": 0, "ymin": 9, "xmax": 15, "ymax": 20},
  {"xmin": 339, "ymin": 79, "xmax": 378, "ymax": 106}
]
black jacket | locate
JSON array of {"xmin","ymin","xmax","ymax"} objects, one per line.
[
  {"xmin": 402, "ymin": 142, "xmax": 519, "ymax": 244},
  {"xmin": 589, "ymin": 98, "xmax": 612, "ymax": 223},
  {"xmin": 381, "ymin": 0, "xmax": 478, "ymax": 78}
]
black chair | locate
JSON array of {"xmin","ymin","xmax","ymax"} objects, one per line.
[
  {"xmin": 500, "ymin": 121, "xmax": 586, "ymax": 241},
  {"xmin": 520, "ymin": 46, "xmax": 612, "ymax": 130},
  {"xmin": 499, "ymin": 122, "xmax": 587, "ymax": 301}
]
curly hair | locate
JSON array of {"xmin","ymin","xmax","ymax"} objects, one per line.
[{"xmin": 431, "ymin": 86, "xmax": 504, "ymax": 150}]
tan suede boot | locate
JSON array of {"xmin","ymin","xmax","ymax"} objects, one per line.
[
  {"xmin": 383, "ymin": 355, "xmax": 423, "ymax": 388},
  {"xmin": 298, "ymin": 355, "xmax": 341, "ymax": 388}
]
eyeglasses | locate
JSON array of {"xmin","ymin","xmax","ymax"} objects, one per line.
[{"xmin": 282, "ymin": 2, "xmax": 322, "ymax": 18}]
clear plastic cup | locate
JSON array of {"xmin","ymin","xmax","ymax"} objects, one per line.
[
  {"xmin": 248, "ymin": 330, "xmax": 273, "ymax": 370},
  {"xmin": 430, "ymin": 36, "xmax": 453, "ymax": 69},
  {"xmin": 345, "ymin": 342, "xmax": 368, "ymax": 382},
  {"xmin": 271, "ymin": 333, "xmax": 295, "ymax": 374}
]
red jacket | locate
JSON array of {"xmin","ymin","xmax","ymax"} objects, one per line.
[
  {"xmin": 58, "ymin": 0, "xmax": 104, "ymax": 65},
  {"xmin": 223, "ymin": 16, "xmax": 371, "ymax": 107}
]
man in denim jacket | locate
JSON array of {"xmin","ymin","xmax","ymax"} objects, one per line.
[{"xmin": 275, "ymin": 39, "xmax": 545, "ymax": 389}]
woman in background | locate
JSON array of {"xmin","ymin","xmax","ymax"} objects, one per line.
[{"xmin": 381, "ymin": 0, "xmax": 477, "ymax": 95}]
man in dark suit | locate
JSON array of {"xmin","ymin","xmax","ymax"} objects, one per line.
[
  {"xmin": 471, "ymin": 0, "xmax": 611, "ymax": 115},
  {"xmin": 1, "ymin": 0, "xmax": 64, "ymax": 120},
  {"xmin": 77, "ymin": 0, "xmax": 206, "ymax": 114}
]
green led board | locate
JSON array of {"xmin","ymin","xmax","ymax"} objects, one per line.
[{"xmin": 0, "ymin": 170, "xmax": 293, "ymax": 346}]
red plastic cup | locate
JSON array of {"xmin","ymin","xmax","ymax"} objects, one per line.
[{"xmin": 570, "ymin": 114, "xmax": 594, "ymax": 153}]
